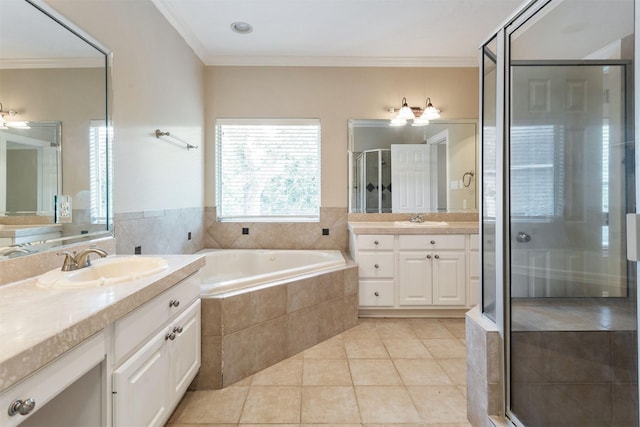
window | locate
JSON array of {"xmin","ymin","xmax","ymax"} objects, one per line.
[
  {"xmin": 89, "ymin": 120, "xmax": 112, "ymax": 224},
  {"xmin": 216, "ymin": 119, "xmax": 320, "ymax": 221}
]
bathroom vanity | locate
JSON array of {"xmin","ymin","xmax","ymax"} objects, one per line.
[
  {"xmin": 0, "ymin": 255, "xmax": 204, "ymax": 427},
  {"xmin": 349, "ymin": 221, "xmax": 479, "ymax": 316}
]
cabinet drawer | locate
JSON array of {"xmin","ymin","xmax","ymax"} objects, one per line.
[
  {"xmin": 357, "ymin": 234, "xmax": 394, "ymax": 251},
  {"xmin": 398, "ymin": 234, "xmax": 465, "ymax": 250},
  {"xmin": 359, "ymin": 281, "xmax": 395, "ymax": 306},
  {"xmin": 357, "ymin": 252, "xmax": 394, "ymax": 278},
  {"xmin": 470, "ymin": 234, "xmax": 479, "ymax": 251},
  {"xmin": 114, "ymin": 272, "xmax": 201, "ymax": 365}
]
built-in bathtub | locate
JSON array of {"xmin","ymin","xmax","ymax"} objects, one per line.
[{"xmin": 193, "ymin": 249, "xmax": 359, "ymax": 390}]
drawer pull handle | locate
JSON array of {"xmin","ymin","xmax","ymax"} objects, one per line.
[
  {"xmin": 374, "ymin": 240, "xmax": 379, "ymax": 245},
  {"xmin": 426, "ymin": 255, "xmax": 432, "ymax": 259},
  {"xmin": 173, "ymin": 326, "xmax": 184, "ymax": 334},
  {"xmin": 8, "ymin": 398, "xmax": 36, "ymax": 416},
  {"xmin": 374, "ymin": 264, "xmax": 379, "ymax": 268},
  {"xmin": 430, "ymin": 240, "xmax": 436, "ymax": 244},
  {"xmin": 374, "ymin": 292, "xmax": 380, "ymax": 296},
  {"xmin": 169, "ymin": 299, "xmax": 180, "ymax": 308},
  {"xmin": 165, "ymin": 332, "xmax": 176, "ymax": 341},
  {"xmin": 434, "ymin": 254, "xmax": 440, "ymax": 259}
]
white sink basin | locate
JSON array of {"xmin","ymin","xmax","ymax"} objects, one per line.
[
  {"xmin": 36, "ymin": 256, "xmax": 169, "ymax": 289},
  {"xmin": 394, "ymin": 221, "xmax": 449, "ymax": 227}
]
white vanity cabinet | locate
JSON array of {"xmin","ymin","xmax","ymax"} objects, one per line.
[
  {"xmin": 350, "ymin": 234, "xmax": 395, "ymax": 307},
  {"xmin": 349, "ymin": 224, "xmax": 478, "ymax": 316},
  {"xmin": 398, "ymin": 235, "xmax": 466, "ymax": 306},
  {"xmin": 112, "ymin": 272, "xmax": 201, "ymax": 427}
]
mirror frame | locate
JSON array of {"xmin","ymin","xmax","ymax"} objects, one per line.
[
  {"xmin": 0, "ymin": 0, "xmax": 113, "ymax": 258},
  {"xmin": 347, "ymin": 118, "xmax": 479, "ymax": 214}
]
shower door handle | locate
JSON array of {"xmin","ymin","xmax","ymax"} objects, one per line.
[{"xmin": 516, "ymin": 232, "xmax": 531, "ymax": 243}]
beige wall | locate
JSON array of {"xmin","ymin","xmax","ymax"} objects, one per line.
[
  {"xmin": 46, "ymin": 0, "xmax": 206, "ymax": 214},
  {"xmin": 205, "ymin": 67, "xmax": 479, "ymax": 210}
]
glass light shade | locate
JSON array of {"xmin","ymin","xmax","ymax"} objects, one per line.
[
  {"xmin": 423, "ymin": 98, "xmax": 440, "ymax": 120},
  {"xmin": 397, "ymin": 97, "xmax": 415, "ymax": 120},
  {"xmin": 411, "ymin": 116, "xmax": 429, "ymax": 126}
]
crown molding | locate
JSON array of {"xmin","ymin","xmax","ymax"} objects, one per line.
[
  {"xmin": 202, "ymin": 55, "xmax": 478, "ymax": 68},
  {"xmin": 0, "ymin": 58, "xmax": 104, "ymax": 69}
]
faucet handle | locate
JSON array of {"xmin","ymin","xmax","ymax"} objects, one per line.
[{"xmin": 57, "ymin": 251, "xmax": 77, "ymax": 271}]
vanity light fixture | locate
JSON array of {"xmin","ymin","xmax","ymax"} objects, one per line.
[
  {"xmin": 0, "ymin": 102, "xmax": 29, "ymax": 129},
  {"xmin": 387, "ymin": 97, "xmax": 441, "ymax": 126}
]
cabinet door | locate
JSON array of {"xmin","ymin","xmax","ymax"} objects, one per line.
[
  {"xmin": 398, "ymin": 252, "xmax": 433, "ymax": 305},
  {"xmin": 432, "ymin": 251, "xmax": 466, "ymax": 306},
  {"xmin": 170, "ymin": 300, "xmax": 201, "ymax": 400},
  {"xmin": 113, "ymin": 328, "xmax": 171, "ymax": 427}
]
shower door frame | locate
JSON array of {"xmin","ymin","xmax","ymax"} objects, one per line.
[{"xmin": 479, "ymin": 0, "xmax": 639, "ymax": 425}]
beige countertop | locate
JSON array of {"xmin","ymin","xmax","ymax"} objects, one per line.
[
  {"xmin": 348, "ymin": 221, "xmax": 479, "ymax": 235},
  {"xmin": 0, "ymin": 254, "xmax": 205, "ymax": 393}
]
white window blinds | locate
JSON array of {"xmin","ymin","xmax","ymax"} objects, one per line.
[
  {"xmin": 216, "ymin": 119, "xmax": 320, "ymax": 221},
  {"xmin": 89, "ymin": 120, "xmax": 112, "ymax": 224}
]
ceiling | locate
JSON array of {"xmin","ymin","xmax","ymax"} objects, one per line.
[{"xmin": 151, "ymin": 0, "xmax": 525, "ymax": 67}]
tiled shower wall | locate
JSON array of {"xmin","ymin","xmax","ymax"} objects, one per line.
[{"xmin": 113, "ymin": 206, "xmax": 349, "ymax": 255}]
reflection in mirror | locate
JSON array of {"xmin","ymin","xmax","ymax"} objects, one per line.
[
  {"xmin": 0, "ymin": 0, "xmax": 112, "ymax": 258},
  {"xmin": 348, "ymin": 119, "xmax": 477, "ymax": 213}
]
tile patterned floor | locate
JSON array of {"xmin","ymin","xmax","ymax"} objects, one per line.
[{"xmin": 166, "ymin": 318, "xmax": 471, "ymax": 427}]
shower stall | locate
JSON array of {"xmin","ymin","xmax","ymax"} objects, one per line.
[
  {"xmin": 353, "ymin": 149, "xmax": 392, "ymax": 213},
  {"xmin": 478, "ymin": 0, "xmax": 638, "ymax": 425}
]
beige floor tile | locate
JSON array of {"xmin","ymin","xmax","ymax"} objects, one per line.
[
  {"xmin": 349, "ymin": 359, "xmax": 403, "ymax": 385},
  {"xmin": 302, "ymin": 425, "xmax": 362, "ymax": 427},
  {"xmin": 301, "ymin": 386, "xmax": 361, "ymax": 423},
  {"xmin": 303, "ymin": 335, "xmax": 347, "ymax": 359},
  {"xmin": 341, "ymin": 322, "xmax": 379, "ymax": 340},
  {"xmin": 383, "ymin": 338, "xmax": 432, "ymax": 359},
  {"xmin": 394, "ymin": 359, "xmax": 453, "ymax": 386},
  {"xmin": 362, "ymin": 424, "xmax": 425, "ymax": 427},
  {"xmin": 239, "ymin": 424, "xmax": 301, "ymax": 427},
  {"xmin": 345, "ymin": 338, "xmax": 389, "ymax": 359},
  {"xmin": 422, "ymin": 339, "xmax": 467, "ymax": 359},
  {"xmin": 408, "ymin": 319, "xmax": 457, "ymax": 339},
  {"xmin": 440, "ymin": 319, "xmax": 466, "ymax": 339},
  {"xmin": 252, "ymin": 355, "xmax": 303, "ymax": 385},
  {"xmin": 457, "ymin": 385, "xmax": 467, "ymax": 399},
  {"xmin": 407, "ymin": 385, "xmax": 468, "ymax": 424},
  {"xmin": 355, "ymin": 385, "xmax": 422, "ymax": 423},
  {"xmin": 375, "ymin": 322, "xmax": 418, "ymax": 340},
  {"xmin": 174, "ymin": 387, "xmax": 249, "ymax": 424},
  {"xmin": 239, "ymin": 385, "xmax": 302, "ymax": 424},
  {"xmin": 437, "ymin": 358, "xmax": 467, "ymax": 385},
  {"xmin": 303, "ymin": 359, "xmax": 352, "ymax": 385}
]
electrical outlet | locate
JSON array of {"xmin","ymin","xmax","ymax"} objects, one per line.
[
  {"xmin": 134, "ymin": 246, "xmax": 142, "ymax": 254},
  {"xmin": 188, "ymin": 232, "xmax": 192, "ymax": 240},
  {"xmin": 242, "ymin": 227, "xmax": 249, "ymax": 235},
  {"xmin": 322, "ymin": 228, "xmax": 330, "ymax": 235}
]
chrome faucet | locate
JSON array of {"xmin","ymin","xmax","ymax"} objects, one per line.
[
  {"xmin": 58, "ymin": 247, "xmax": 109, "ymax": 271},
  {"xmin": 410, "ymin": 213, "xmax": 425, "ymax": 223}
]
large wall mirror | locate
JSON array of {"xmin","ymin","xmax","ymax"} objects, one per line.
[
  {"xmin": 348, "ymin": 119, "xmax": 478, "ymax": 213},
  {"xmin": 0, "ymin": 0, "xmax": 112, "ymax": 257}
]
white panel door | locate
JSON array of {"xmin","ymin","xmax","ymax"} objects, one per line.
[
  {"xmin": 432, "ymin": 251, "xmax": 466, "ymax": 305},
  {"xmin": 170, "ymin": 300, "xmax": 201, "ymax": 399},
  {"xmin": 391, "ymin": 144, "xmax": 430, "ymax": 212},
  {"xmin": 398, "ymin": 251, "xmax": 433, "ymax": 305}
]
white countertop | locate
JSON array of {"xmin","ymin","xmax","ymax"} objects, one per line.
[
  {"xmin": 0, "ymin": 254, "xmax": 205, "ymax": 393},
  {"xmin": 348, "ymin": 221, "xmax": 479, "ymax": 235}
]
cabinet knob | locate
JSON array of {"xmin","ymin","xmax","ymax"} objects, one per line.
[
  {"xmin": 169, "ymin": 299, "xmax": 180, "ymax": 308},
  {"xmin": 165, "ymin": 332, "xmax": 176, "ymax": 341},
  {"xmin": 374, "ymin": 264, "xmax": 379, "ymax": 269},
  {"xmin": 173, "ymin": 326, "xmax": 184, "ymax": 334},
  {"xmin": 426, "ymin": 255, "xmax": 432, "ymax": 259},
  {"xmin": 430, "ymin": 240, "xmax": 436, "ymax": 245},
  {"xmin": 374, "ymin": 291, "xmax": 380, "ymax": 296},
  {"xmin": 8, "ymin": 398, "xmax": 36, "ymax": 416},
  {"xmin": 434, "ymin": 254, "xmax": 440, "ymax": 259},
  {"xmin": 374, "ymin": 240, "xmax": 379, "ymax": 245}
]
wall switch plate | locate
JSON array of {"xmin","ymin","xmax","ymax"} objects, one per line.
[
  {"xmin": 322, "ymin": 228, "xmax": 330, "ymax": 235},
  {"xmin": 242, "ymin": 227, "xmax": 249, "ymax": 235},
  {"xmin": 134, "ymin": 246, "xmax": 142, "ymax": 254}
]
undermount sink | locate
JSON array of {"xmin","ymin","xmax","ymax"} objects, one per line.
[
  {"xmin": 393, "ymin": 220, "xmax": 449, "ymax": 227},
  {"xmin": 36, "ymin": 256, "xmax": 169, "ymax": 289}
]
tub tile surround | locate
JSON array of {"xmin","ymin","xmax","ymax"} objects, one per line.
[
  {"xmin": 114, "ymin": 207, "xmax": 205, "ymax": 255},
  {"xmin": 193, "ymin": 264, "xmax": 359, "ymax": 389},
  {"xmin": 204, "ymin": 206, "xmax": 349, "ymax": 251}
]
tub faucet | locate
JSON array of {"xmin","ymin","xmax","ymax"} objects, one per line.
[{"xmin": 58, "ymin": 247, "xmax": 109, "ymax": 271}]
